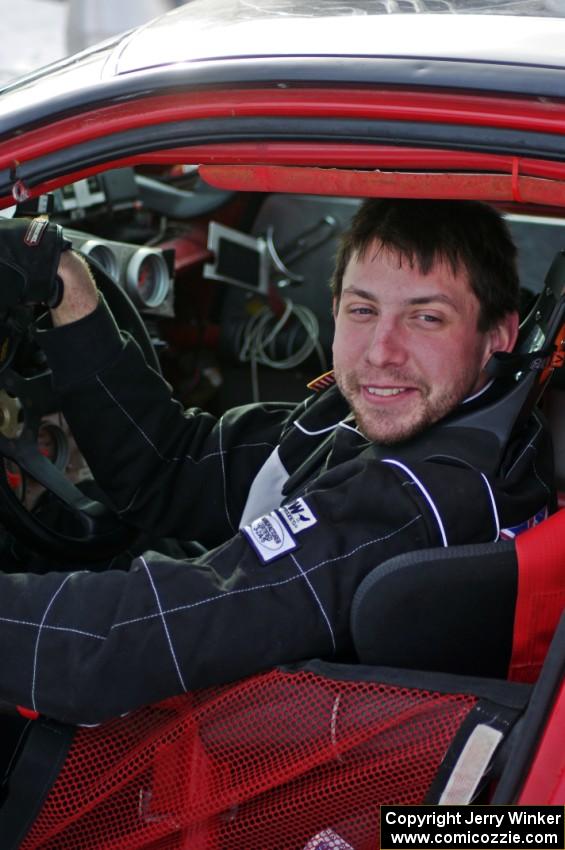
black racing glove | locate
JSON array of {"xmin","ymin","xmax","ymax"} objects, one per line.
[{"xmin": 0, "ymin": 217, "xmax": 72, "ymax": 309}]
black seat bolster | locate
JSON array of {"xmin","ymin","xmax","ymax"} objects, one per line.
[
  {"xmin": 351, "ymin": 542, "xmax": 518, "ymax": 679},
  {"xmin": 0, "ymin": 718, "xmax": 75, "ymax": 850}
]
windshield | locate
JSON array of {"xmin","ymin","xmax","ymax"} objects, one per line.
[{"xmin": 175, "ymin": 0, "xmax": 562, "ymax": 17}]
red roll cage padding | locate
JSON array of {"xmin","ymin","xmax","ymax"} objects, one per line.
[
  {"xmin": 510, "ymin": 508, "xmax": 565, "ymax": 683},
  {"xmin": 5, "ymin": 157, "xmax": 565, "ymax": 215},
  {"xmin": 198, "ymin": 163, "xmax": 565, "ymax": 206}
]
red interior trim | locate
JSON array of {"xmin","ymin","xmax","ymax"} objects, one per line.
[
  {"xmin": 141, "ymin": 143, "xmax": 519, "ymax": 170},
  {"xmin": 510, "ymin": 509, "xmax": 565, "ymax": 684},
  {"xmin": 199, "ymin": 164, "xmax": 565, "ymax": 207},
  {"xmin": 518, "ymin": 680, "xmax": 565, "ymax": 804},
  {"xmin": 133, "ymin": 144, "xmax": 565, "ymax": 180},
  {"xmin": 3, "ymin": 155, "xmax": 565, "ymax": 211},
  {"xmin": 2, "ymin": 87, "xmax": 565, "ymax": 171},
  {"xmin": 7, "ymin": 140, "xmax": 565, "ymax": 183}
]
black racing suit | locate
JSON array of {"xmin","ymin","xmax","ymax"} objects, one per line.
[{"xmin": 0, "ymin": 301, "xmax": 555, "ymax": 724}]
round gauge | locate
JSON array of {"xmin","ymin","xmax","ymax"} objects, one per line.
[
  {"xmin": 81, "ymin": 240, "xmax": 119, "ymax": 281},
  {"xmin": 126, "ymin": 249, "xmax": 170, "ymax": 309}
]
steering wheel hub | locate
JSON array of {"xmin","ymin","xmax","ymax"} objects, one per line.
[{"xmin": 0, "ymin": 391, "xmax": 22, "ymax": 439}]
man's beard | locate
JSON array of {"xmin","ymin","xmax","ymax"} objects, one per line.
[{"xmin": 334, "ymin": 366, "xmax": 482, "ymax": 445}]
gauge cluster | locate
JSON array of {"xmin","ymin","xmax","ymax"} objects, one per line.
[{"xmin": 64, "ymin": 229, "xmax": 175, "ymax": 316}]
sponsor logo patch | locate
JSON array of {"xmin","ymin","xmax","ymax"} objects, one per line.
[
  {"xmin": 24, "ymin": 217, "xmax": 48, "ymax": 246},
  {"xmin": 243, "ymin": 511, "xmax": 297, "ymax": 563},
  {"xmin": 278, "ymin": 497, "xmax": 318, "ymax": 535}
]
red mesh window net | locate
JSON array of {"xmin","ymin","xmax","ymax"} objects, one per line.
[{"xmin": 21, "ymin": 668, "xmax": 477, "ymax": 850}]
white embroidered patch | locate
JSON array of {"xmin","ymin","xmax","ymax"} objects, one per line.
[
  {"xmin": 278, "ymin": 497, "xmax": 318, "ymax": 535},
  {"xmin": 243, "ymin": 512, "xmax": 297, "ymax": 563}
]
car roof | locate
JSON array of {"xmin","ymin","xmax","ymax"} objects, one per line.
[
  {"xmin": 2, "ymin": 0, "xmax": 565, "ymax": 212},
  {"xmin": 2, "ymin": 0, "xmax": 565, "ymax": 139},
  {"xmin": 111, "ymin": 2, "xmax": 565, "ymax": 75}
]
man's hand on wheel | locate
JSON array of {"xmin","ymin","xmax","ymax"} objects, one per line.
[{"xmin": 0, "ymin": 216, "xmax": 71, "ymax": 308}]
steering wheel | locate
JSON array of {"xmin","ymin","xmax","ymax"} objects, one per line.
[{"xmin": 0, "ymin": 259, "xmax": 160, "ymax": 563}]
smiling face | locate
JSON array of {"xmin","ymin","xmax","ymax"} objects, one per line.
[{"xmin": 332, "ymin": 242, "xmax": 518, "ymax": 444}]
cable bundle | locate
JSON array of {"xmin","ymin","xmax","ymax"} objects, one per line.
[{"xmin": 237, "ymin": 300, "xmax": 327, "ymax": 401}]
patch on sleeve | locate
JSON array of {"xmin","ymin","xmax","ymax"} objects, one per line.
[
  {"xmin": 24, "ymin": 216, "xmax": 48, "ymax": 246},
  {"xmin": 306, "ymin": 370, "xmax": 335, "ymax": 392},
  {"xmin": 243, "ymin": 512, "xmax": 297, "ymax": 563},
  {"xmin": 278, "ymin": 497, "xmax": 318, "ymax": 535},
  {"xmin": 500, "ymin": 505, "xmax": 549, "ymax": 540}
]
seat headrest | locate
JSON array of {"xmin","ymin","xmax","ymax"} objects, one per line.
[{"xmin": 435, "ymin": 250, "xmax": 565, "ymax": 468}]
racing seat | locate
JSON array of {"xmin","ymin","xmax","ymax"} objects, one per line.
[
  {"xmin": 3, "ymin": 513, "xmax": 563, "ymax": 850},
  {"xmin": 351, "ymin": 508, "xmax": 565, "ymax": 683},
  {"xmin": 431, "ymin": 247, "xmax": 565, "ymax": 471}
]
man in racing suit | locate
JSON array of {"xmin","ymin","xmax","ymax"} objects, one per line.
[{"xmin": 0, "ymin": 199, "xmax": 554, "ymax": 725}]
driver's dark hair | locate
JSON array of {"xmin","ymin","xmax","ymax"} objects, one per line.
[{"xmin": 331, "ymin": 198, "xmax": 519, "ymax": 331}]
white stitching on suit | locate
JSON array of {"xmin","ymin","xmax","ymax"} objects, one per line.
[
  {"xmin": 505, "ymin": 420, "xmax": 542, "ymax": 477},
  {"xmin": 294, "ymin": 420, "xmax": 343, "ymax": 436},
  {"xmin": 97, "ymin": 375, "xmax": 273, "ymax": 465},
  {"xmin": 218, "ymin": 416, "xmax": 235, "ymax": 531},
  {"xmin": 31, "ymin": 574, "xmax": 75, "ymax": 711},
  {"xmin": 381, "ymin": 459, "xmax": 448, "ymax": 547},
  {"xmin": 0, "ymin": 617, "xmax": 105, "ymax": 640},
  {"xmin": 480, "ymin": 472, "xmax": 500, "ymax": 541},
  {"xmin": 112, "ymin": 515, "xmax": 423, "ymax": 630},
  {"xmin": 290, "ymin": 552, "xmax": 336, "ymax": 651},
  {"xmin": 139, "ymin": 556, "xmax": 188, "ymax": 692}
]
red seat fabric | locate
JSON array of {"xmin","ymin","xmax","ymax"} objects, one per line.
[
  {"xmin": 21, "ymin": 666, "xmax": 478, "ymax": 850},
  {"xmin": 510, "ymin": 508, "xmax": 565, "ymax": 683}
]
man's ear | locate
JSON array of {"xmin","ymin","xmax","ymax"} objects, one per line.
[{"xmin": 482, "ymin": 310, "xmax": 520, "ymax": 367}]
